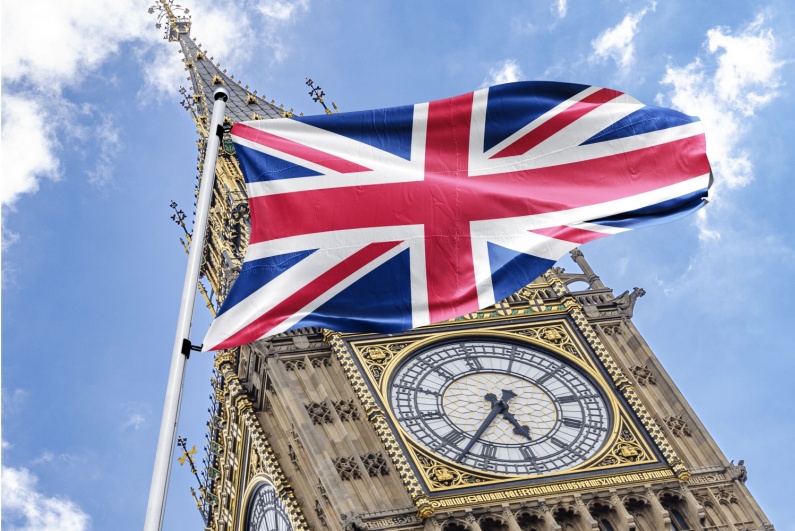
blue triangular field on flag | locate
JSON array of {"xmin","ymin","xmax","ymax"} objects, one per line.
[
  {"xmin": 488, "ymin": 242, "xmax": 555, "ymax": 303},
  {"xmin": 203, "ymin": 80, "xmax": 712, "ymax": 351},
  {"xmin": 293, "ymin": 249, "xmax": 413, "ymax": 332},
  {"xmin": 296, "ymin": 105, "xmax": 415, "ymax": 161},
  {"xmin": 235, "ymin": 143, "xmax": 322, "ymax": 180}
]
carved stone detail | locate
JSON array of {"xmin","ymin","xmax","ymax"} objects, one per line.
[
  {"xmin": 549, "ymin": 276, "xmax": 691, "ymax": 481},
  {"xmin": 284, "ymin": 358, "xmax": 306, "ymax": 371},
  {"xmin": 665, "ymin": 414, "xmax": 693, "ymax": 437},
  {"xmin": 333, "ymin": 456, "xmax": 362, "ymax": 480},
  {"xmin": 630, "ymin": 364, "xmax": 657, "ymax": 386},
  {"xmin": 305, "ymin": 402, "xmax": 334, "ymax": 424},
  {"xmin": 730, "ymin": 460, "xmax": 748, "ymax": 483},
  {"xmin": 325, "ymin": 331, "xmax": 432, "ymax": 517},
  {"xmin": 288, "ymin": 443, "xmax": 299, "ymax": 469},
  {"xmin": 716, "ymin": 487, "xmax": 738, "ymax": 505},
  {"xmin": 305, "ymin": 400, "xmax": 360, "ymax": 424},
  {"xmin": 312, "ymin": 356, "xmax": 332, "ymax": 368},
  {"xmin": 334, "ymin": 399, "xmax": 361, "ymax": 422},
  {"xmin": 317, "ymin": 480, "xmax": 329, "ymax": 504},
  {"xmin": 361, "ymin": 452, "xmax": 390, "ymax": 477},
  {"xmin": 315, "ymin": 498, "xmax": 328, "ymax": 527},
  {"xmin": 614, "ymin": 287, "xmax": 645, "ymax": 318},
  {"xmin": 596, "ymin": 423, "xmax": 648, "ymax": 466}
]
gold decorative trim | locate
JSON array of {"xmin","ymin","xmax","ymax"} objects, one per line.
[
  {"xmin": 329, "ymin": 303, "xmax": 678, "ymax": 503},
  {"xmin": 211, "ymin": 74, "xmax": 224, "ymax": 85},
  {"xmin": 546, "ymin": 275, "xmax": 691, "ymax": 481},
  {"xmin": 429, "ymin": 467, "xmax": 676, "ymax": 510},
  {"xmin": 326, "ymin": 331, "xmax": 432, "ymax": 518},
  {"xmin": 215, "ymin": 354, "xmax": 311, "ymax": 530}
]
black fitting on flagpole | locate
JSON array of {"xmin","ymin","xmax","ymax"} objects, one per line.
[
  {"xmin": 181, "ymin": 339, "xmax": 204, "ymax": 359},
  {"xmin": 212, "ymin": 88, "xmax": 229, "ymax": 140}
]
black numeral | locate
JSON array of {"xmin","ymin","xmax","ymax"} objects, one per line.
[
  {"xmin": 562, "ymin": 418, "xmax": 583, "ymax": 428},
  {"xmin": 441, "ymin": 430, "xmax": 465, "ymax": 446}
]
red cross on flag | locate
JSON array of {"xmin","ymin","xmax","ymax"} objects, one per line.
[{"xmin": 202, "ymin": 81, "xmax": 711, "ymax": 351}]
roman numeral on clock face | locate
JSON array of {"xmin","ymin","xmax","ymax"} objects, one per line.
[
  {"xmin": 441, "ymin": 430, "xmax": 465, "ymax": 446},
  {"xmin": 562, "ymin": 418, "xmax": 583, "ymax": 428}
]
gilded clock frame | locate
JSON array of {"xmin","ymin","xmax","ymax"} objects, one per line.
[
  {"xmin": 240, "ymin": 476, "xmax": 294, "ymax": 531},
  {"xmin": 326, "ymin": 282, "xmax": 688, "ymax": 516}
]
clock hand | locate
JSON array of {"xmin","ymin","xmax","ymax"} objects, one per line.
[
  {"xmin": 500, "ymin": 410, "xmax": 532, "ymax": 441},
  {"xmin": 455, "ymin": 389, "xmax": 515, "ymax": 462}
]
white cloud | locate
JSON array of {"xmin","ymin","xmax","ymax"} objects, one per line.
[
  {"xmin": 258, "ymin": 0, "xmax": 309, "ymax": 21},
  {"xmin": 139, "ymin": 45, "xmax": 187, "ymax": 102},
  {"xmin": 483, "ymin": 59, "xmax": 525, "ymax": 87},
  {"xmin": 0, "ymin": 0, "xmax": 150, "ymax": 207},
  {"xmin": 188, "ymin": 3, "xmax": 255, "ymax": 70},
  {"xmin": 87, "ymin": 116, "xmax": 122, "ymax": 187},
  {"xmin": 31, "ymin": 452, "xmax": 56, "ymax": 465},
  {"xmin": 122, "ymin": 413, "xmax": 146, "ymax": 431},
  {"xmin": 1, "ymin": 95, "xmax": 61, "ymax": 206},
  {"xmin": 1, "ymin": 0, "xmax": 313, "ymax": 207},
  {"xmin": 1, "ymin": 466, "xmax": 91, "ymax": 531},
  {"xmin": 657, "ymin": 15, "xmax": 782, "ymax": 239},
  {"xmin": 552, "ymin": 0, "xmax": 567, "ymax": 19},
  {"xmin": 591, "ymin": 4, "xmax": 654, "ymax": 72},
  {"xmin": 30, "ymin": 451, "xmax": 80, "ymax": 466},
  {"xmin": 1, "ymin": 0, "xmax": 150, "ymax": 90}
]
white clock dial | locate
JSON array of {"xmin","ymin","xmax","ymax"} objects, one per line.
[
  {"xmin": 246, "ymin": 483, "xmax": 293, "ymax": 531},
  {"xmin": 388, "ymin": 339, "xmax": 612, "ymax": 475}
]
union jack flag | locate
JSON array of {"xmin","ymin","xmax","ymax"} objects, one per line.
[{"xmin": 203, "ymin": 81, "xmax": 711, "ymax": 351}]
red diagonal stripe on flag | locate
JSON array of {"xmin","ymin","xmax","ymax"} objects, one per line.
[
  {"xmin": 529, "ymin": 225, "xmax": 608, "ymax": 244},
  {"xmin": 490, "ymin": 88, "xmax": 623, "ymax": 159},
  {"xmin": 249, "ymin": 134, "xmax": 707, "ymax": 243},
  {"xmin": 212, "ymin": 240, "xmax": 403, "ymax": 350},
  {"xmin": 233, "ymin": 122, "xmax": 372, "ymax": 174}
]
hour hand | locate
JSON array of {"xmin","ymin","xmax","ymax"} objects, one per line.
[{"xmin": 501, "ymin": 410, "xmax": 532, "ymax": 441}]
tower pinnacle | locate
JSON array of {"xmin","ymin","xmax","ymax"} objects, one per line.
[{"xmin": 149, "ymin": 0, "xmax": 286, "ymax": 134}]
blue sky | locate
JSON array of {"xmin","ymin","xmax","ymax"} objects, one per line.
[{"xmin": 2, "ymin": 0, "xmax": 793, "ymax": 529}]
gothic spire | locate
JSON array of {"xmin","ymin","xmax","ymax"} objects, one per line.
[{"xmin": 149, "ymin": 0, "xmax": 288, "ymax": 134}]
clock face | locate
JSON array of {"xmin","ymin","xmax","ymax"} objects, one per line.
[
  {"xmin": 246, "ymin": 483, "xmax": 293, "ymax": 531},
  {"xmin": 387, "ymin": 339, "xmax": 612, "ymax": 475}
]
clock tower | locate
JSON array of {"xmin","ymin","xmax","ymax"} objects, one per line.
[{"xmin": 153, "ymin": 2, "xmax": 775, "ymax": 529}]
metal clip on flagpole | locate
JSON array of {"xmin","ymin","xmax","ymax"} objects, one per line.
[{"xmin": 145, "ymin": 87, "xmax": 229, "ymax": 531}]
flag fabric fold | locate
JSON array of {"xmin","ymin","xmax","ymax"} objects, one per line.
[{"xmin": 202, "ymin": 81, "xmax": 711, "ymax": 351}]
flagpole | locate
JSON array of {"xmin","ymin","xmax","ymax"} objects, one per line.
[{"xmin": 144, "ymin": 87, "xmax": 229, "ymax": 531}]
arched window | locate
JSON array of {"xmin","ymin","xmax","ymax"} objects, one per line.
[
  {"xmin": 633, "ymin": 513, "xmax": 651, "ymax": 531},
  {"xmin": 598, "ymin": 518, "xmax": 615, "ymax": 531},
  {"xmin": 670, "ymin": 508, "xmax": 691, "ymax": 530},
  {"xmin": 480, "ymin": 517, "xmax": 509, "ymax": 531},
  {"xmin": 516, "ymin": 512, "xmax": 542, "ymax": 531}
]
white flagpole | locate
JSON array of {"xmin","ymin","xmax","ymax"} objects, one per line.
[{"xmin": 144, "ymin": 87, "xmax": 229, "ymax": 531}]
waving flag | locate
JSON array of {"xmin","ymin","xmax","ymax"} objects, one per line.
[{"xmin": 203, "ymin": 81, "xmax": 711, "ymax": 351}]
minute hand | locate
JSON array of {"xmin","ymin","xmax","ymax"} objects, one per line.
[{"xmin": 455, "ymin": 390, "xmax": 515, "ymax": 463}]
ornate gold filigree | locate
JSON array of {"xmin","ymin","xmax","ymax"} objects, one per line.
[
  {"xmin": 596, "ymin": 422, "xmax": 648, "ymax": 467},
  {"xmin": 214, "ymin": 354, "xmax": 311, "ymax": 530},
  {"xmin": 354, "ymin": 342, "xmax": 409, "ymax": 385},
  {"xmin": 546, "ymin": 276, "xmax": 691, "ymax": 482},
  {"xmin": 413, "ymin": 449, "xmax": 491, "ymax": 490},
  {"xmin": 325, "ymin": 331, "xmax": 433, "ymax": 518}
]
